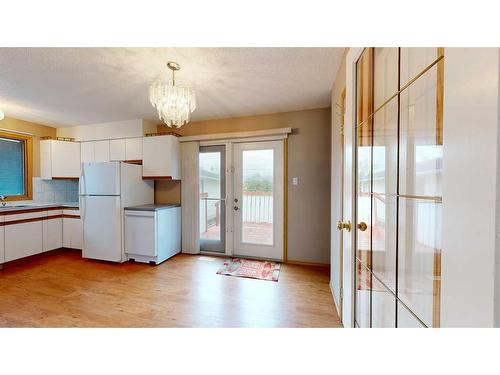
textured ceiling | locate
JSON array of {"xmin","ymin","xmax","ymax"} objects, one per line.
[{"xmin": 0, "ymin": 48, "xmax": 344, "ymax": 127}]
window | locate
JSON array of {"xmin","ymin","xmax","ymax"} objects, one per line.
[{"xmin": 0, "ymin": 131, "xmax": 33, "ymax": 200}]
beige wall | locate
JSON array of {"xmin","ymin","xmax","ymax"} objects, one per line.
[
  {"xmin": 155, "ymin": 107, "xmax": 332, "ymax": 264},
  {"xmin": 0, "ymin": 116, "xmax": 56, "ymax": 177}
]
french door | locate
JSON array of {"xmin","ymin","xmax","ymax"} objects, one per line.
[
  {"xmin": 354, "ymin": 48, "xmax": 444, "ymax": 328},
  {"xmin": 232, "ymin": 141, "xmax": 284, "ymax": 261}
]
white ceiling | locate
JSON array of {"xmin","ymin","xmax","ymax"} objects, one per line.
[{"xmin": 0, "ymin": 48, "xmax": 344, "ymax": 128}]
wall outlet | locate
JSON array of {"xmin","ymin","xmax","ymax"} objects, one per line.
[{"xmin": 292, "ymin": 176, "xmax": 299, "ymax": 186}]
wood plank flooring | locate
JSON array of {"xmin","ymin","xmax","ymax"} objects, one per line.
[{"xmin": 0, "ymin": 251, "xmax": 342, "ymax": 327}]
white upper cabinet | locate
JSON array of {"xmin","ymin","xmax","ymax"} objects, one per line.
[
  {"xmin": 40, "ymin": 140, "xmax": 81, "ymax": 179},
  {"xmin": 80, "ymin": 141, "xmax": 95, "ymax": 163},
  {"xmin": 80, "ymin": 140, "xmax": 110, "ymax": 163},
  {"xmin": 125, "ymin": 137, "xmax": 143, "ymax": 161},
  {"xmin": 94, "ymin": 140, "xmax": 110, "ymax": 162},
  {"xmin": 142, "ymin": 135, "xmax": 181, "ymax": 179},
  {"xmin": 110, "ymin": 137, "xmax": 143, "ymax": 161},
  {"xmin": 110, "ymin": 139, "xmax": 126, "ymax": 161}
]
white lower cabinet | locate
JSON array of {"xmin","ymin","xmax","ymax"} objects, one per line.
[
  {"xmin": 5, "ymin": 220, "xmax": 43, "ymax": 262},
  {"xmin": 0, "ymin": 208, "xmax": 83, "ymax": 265},
  {"xmin": 43, "ymin": 213, "xmax": 63, "ymax": 252},
  {"xmin": 124, "ymin": 205, "xmax": 181, "ymax": 264},
  {"xmin": 63, "ymin": 212, "xmax": 83, "ymax": 250}
]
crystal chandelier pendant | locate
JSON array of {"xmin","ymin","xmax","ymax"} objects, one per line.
[{"xmin": 149, "ymin": 61, "xmax": 196, "ymax": 128}]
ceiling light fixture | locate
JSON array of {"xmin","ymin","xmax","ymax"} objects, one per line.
[{"xmin": 149, "ymin": 61, "xmax": 196, "ymax": 128}]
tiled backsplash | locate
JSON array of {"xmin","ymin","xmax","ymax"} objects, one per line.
[{"xmin": 32, "ymin": 177, "xmax": 79, "ymax": 203}]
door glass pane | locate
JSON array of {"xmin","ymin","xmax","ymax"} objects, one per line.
[
  {"xmin": 398, "ymin": 197, "xmax": 441, "ymax": 327},
  {"xmin": 371, "ymin": 195, "xmax": 397, "ymax": 293},
  {"xmin": 356, "ymin": 48, "xmax": 374, "ymax": 269},
  {"xmin": 374, "ymin": 47, "xmax": 399, "ymax": 108},
  {"xmin": 199, "ymin": 146, "xmax": 225, "ymax": 252},
  {"xmin": 355, "ymin": 260, "xmax": 371, "ymax": 328},
  {"xmin": 399, "ymin": 64, "xmax": 442, "ymax": 197},
  {"xmin": 371, "ymin": 96, "xmax": 398, "ymax": 292},
  {"xmin": 400, "ymin": 48, "xmax": 440, "ymax": 88},
  {"xmin": 371, "ymin": 276, "xmax": 396, "ymax": 328},
  {"xmin": 397, "ymin": 301, "xmax": 426, "ymax": 328},
  {"xmin": 242, "ymin": 149, "xmax": 273, "ymax": 245}
]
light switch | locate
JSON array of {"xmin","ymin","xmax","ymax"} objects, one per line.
[{"xmin": 292, "ymin": 177, "xmax": 299, "ymax": 186}]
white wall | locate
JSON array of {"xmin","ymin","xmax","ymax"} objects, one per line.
[
  {"xmin": 56, "ymin": 119, "xmax": 156, "ymax": 141},
  {"xmin": 441, "ymin": 48, "xmax": 500, "ymax": 327}
]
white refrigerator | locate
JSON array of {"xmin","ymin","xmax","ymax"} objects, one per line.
[{"xmin": 79, "ymin": 162, "xmax": 153, "ymax": 262}]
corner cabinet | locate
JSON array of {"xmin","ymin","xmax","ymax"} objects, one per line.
[
  {"xmin": 40, "ymin": 140, "xmax": 81, "ymax": 179},
  {"xmin": 142, "ymin": 135, "xmax": 181, "ymax": 179}
]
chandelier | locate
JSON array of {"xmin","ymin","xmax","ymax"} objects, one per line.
[{"xmin": 149, "ymin": 61, "xmax": 196, "ymax": 128}]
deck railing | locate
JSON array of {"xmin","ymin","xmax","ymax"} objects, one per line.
[{"xmin": 200, "ymin": 191, "xmax": 273, "ymax": 232}]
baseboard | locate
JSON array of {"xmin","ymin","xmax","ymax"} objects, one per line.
[{"xmin": 286, "ymin": 259, "xmax": 330, "ymax": 268}]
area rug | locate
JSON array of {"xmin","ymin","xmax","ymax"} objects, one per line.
[{"xmin": 217, "ymin": 258, "xmax": 281, "ymax": 282}]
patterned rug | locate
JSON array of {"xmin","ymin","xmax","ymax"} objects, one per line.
[{"xmin": 217, "ymin": 258, "xmax": 281, "ymax": 282}]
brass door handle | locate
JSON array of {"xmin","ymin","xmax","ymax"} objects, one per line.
[
  {"xmin": 358, "ymin": 222, "xmax": 368, "ymax": 231},
  {"xmin": 336, "ymin": 220, "xmax": 351, "ymax": 232}
]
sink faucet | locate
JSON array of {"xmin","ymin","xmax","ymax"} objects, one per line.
[{"xmin": 0, "ymin": 195, "xmax": 6, "ymax": 207}]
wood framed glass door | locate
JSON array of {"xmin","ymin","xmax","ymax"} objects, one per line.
[{"xmin": 354, "ymin": 47, "xmax": 444, "ymax": 328}]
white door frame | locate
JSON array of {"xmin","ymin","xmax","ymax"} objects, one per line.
[
  {"xmin": 339, "ymin": 47, "xmax": 365, "ymax": 328},
  {"xmin": 199, "ymin": 135, "xmax": 287, "ymax": 259}
]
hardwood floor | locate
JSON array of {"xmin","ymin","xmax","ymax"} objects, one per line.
[{"xmin": 0, "ymin": 251, "xmax": 342, "ymax": 327}]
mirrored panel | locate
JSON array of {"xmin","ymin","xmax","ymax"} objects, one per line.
[
  {"xmin": 400, "ymin": 48, "xmax": 439, "ymax": 88},
  {"xmin": 355, "ymin": 260, "xmax": 371, "ymax": 328},
  {"xmin": 399, "ymin": 64, "xmax": 442, "ymax": 197},
  {"xmin": 398, "ymin": 197, "xmax": 441, "ymax": 327},
  {"xmin": 373, "ymin": 47, "xmax": 399, "ymax": 109},
  {"xmin": 371, "ymin": 275, "xmax": 396, "ymax": 328}
]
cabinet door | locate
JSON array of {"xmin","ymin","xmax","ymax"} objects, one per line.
[
  {"xmin": 40, "ymin": 140, "xmax": 52, "ymax": 179},
  {"xmin": 43, "ymin": 216, "xmax": 63, "ymax": 251},
  {"xmin": 143, "ymin": 136, "xmax": 180, "ymax": 178},
  {"xmin": 81, "ymin": 142, "xmax": 95, "ymax": 163},
  {"xmin": 63, "ymin": 217, "xmax": 83, "ymax": 249},
  {"xmin": 94, "ymin": 140, "xmax": 110, "ymax": 162},
  {"xmin": 125, "ymin": 137, "xmax": 143, "ymax": 161},
  {"xmin": 51, "ymin": 140, "xmax": 81, "ymax": 178},
  {"xmin": 124, "ymin": 211, "xmax": 156, "ymax": 256},
  {"xmin": 5, "ymin": 221, "xmax": 43, "ymax": 261},
  {"xmin": 110, "ymin": 139, "xmax": 126, "ymax": 161}
]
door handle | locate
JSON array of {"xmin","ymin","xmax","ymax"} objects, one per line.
[
  {"xmin": 357, "ymin": 222, "xmax": 368, "ymax": 231},
  {"xmin": 336, "ymin": 220, "xmax": 351, "ymax": 232}
]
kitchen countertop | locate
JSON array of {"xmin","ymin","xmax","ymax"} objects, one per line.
[
  {"xmin": 0, "ymin": 202, "xmax": 79, "ymax": 214},
  {"xmin": 124, "ymin": 203, "xmax": 181, "ymax": 212}
]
